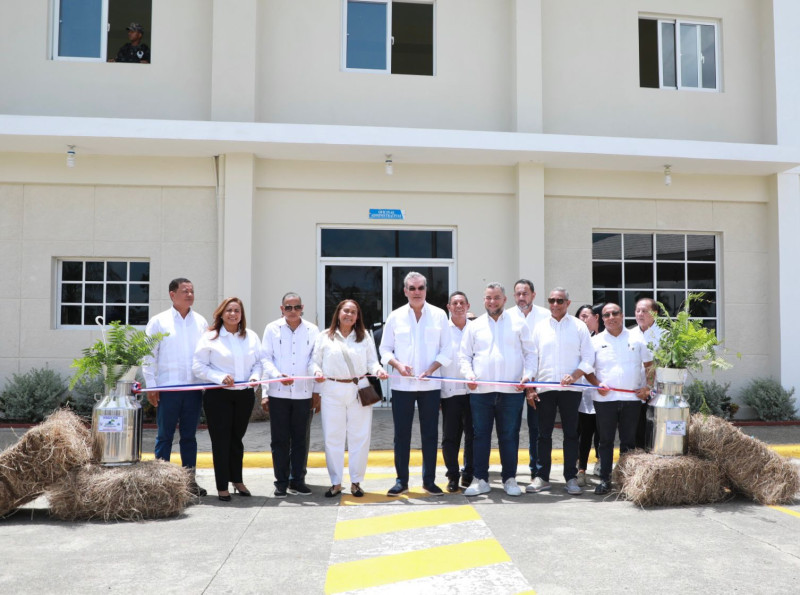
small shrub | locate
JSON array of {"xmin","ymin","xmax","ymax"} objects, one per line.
[
  {"xmin": 740, "ymin": 378, "xmax": 797, "ymax": 421},
  {"xmin": 66, "ymin": 374, "xmax": 106, "ymax": 417},
  {"xmin": 684, "ymin": 380, "xmax": 733, "ymax": 418},
  {"xmin": 0, "ymin": 367, "xmax": 68, "ymax": 422}
]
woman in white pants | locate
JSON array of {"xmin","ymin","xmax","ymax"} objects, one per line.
[{"xmin": 310, "ymin": 299, "xmax": 388, "ymax": 497}]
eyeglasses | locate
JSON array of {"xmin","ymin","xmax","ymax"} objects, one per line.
[
  {"xmin": 602, "ymin": 310, "xmax": 622, "ymax": 319},
  {"xmin": 407, "ymin": 285, "xmax": 426, "ymax": 292},
  {"xmin": 282, "ymin": 305, "xmax": 303, "ymax": 311},
  {"xmin": 547, "ymin": 298, "xmax": 566, "ymax": 305}
]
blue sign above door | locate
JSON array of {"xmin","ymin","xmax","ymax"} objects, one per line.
[{"xmin": 369, "ymin": 209, "xmax": 405, "ymax": 220}]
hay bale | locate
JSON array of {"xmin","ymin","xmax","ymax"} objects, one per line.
[
  {"xmin": 688, "ymin": 414, "xmax": 800, "ymax": 505},
  {"xmin": 613, "ymin": 451, "xmax": 730, "ymax": 507},
  {"xmin": 48, "ymin": 460, "xmax": 192, "ymax": 522},
  {"xmin": 0, "ymin": 410, "xmax": 92, "ymax": 517}
]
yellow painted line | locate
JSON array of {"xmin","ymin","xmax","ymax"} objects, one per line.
[
  {"xmin": 335, "ymin": 505, "xmax": 481, "ymax": 540},
  {"xmin": 770, "ymin": 506, "xmax": 800, "ymax": 519},
  {"xmin": 772, "ymin": 445, "xmax": 800, "ymax": 459},
  {"xmin": 341, "ymin": 488, "xmax": 434, "ymax": 505},
  {"xmin": 517, "ymin": 590, "xmax": 536, "ymax": 595},
  {"xmin": 325, "ymin": 538, "xmax": 509, "ymax": 594}
]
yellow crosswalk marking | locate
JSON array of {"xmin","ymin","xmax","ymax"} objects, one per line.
[
  {"xmin": 341, "ymin": 488, "xmax": 434, "ymax": 505},
  {"xmin": 325, "ymin": 538, "xmax": 510, "ymax": 594},
  {"xmin": 335, "ymin": 505, "xmax": 481, "ymax": 540},
  {"xmin": 770, "ymin": 505, "xmax": 800, "ymax": 519}
]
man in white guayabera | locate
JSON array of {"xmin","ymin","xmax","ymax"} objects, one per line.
[
  {"xmin": 143, "ymin": 277, "xmax": 208, "ymax": 497},
  {"xmin": 629, "ymin": 297, "xmax": 664, "ymax": 449}
]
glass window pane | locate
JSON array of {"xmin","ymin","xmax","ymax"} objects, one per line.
[
  {"xmin": 680, "ymin": 23, "xmax": 699, "ymax": 88},
  {"xmin": 656, "ymin": 234, "xmax": 685, "ymax": 260},
  {"xmin": 321, "ymin": 228, "xmax": 395, "ymax": 257},
  {"xmin": 700, "ymin": 25, "xmax": 716, "ymax": 89},
  {"xmin": 687, "ymin": 235, "xmax": 715, "ymax": 261},
  {"xmin": 85, "ymin": 284, "xmax": 104, "ymax": 304},
  {"xmin": 638, "ymin": 19, "xmax": 659, "ymax": 88},
  {"xmin": 106, "ymin": 284, "xmax": 126, "ymax": 304},
  {"xmin": 657, "ymin": 262, "xmax": 685, "ymax": 289},
  {"xmin": 106, "ymin": 306, "xmax": 126, "ymax": 324},
  {"xmin": 391, "ymin": 2, "xmax": 433, "ymax": 76},
  {"xmin": 84, "ymin": 305, "xmax": 103, "ymax": 326},
  {"xmin": 86, "ymin": 261, "xmax": 104, "ymax": 281},
  {"xmin": 592, "ymin": 233, "xmax": 621, "ymax": 260},
  {"xmin": 128, "ymin": 306, "xmax": 149, "ymax": 326},
  {"xmin": 58, "ymin": 0, "xmax": 103, "ymax": 58},
  {"xmin": 700, "ymin": 319, "xmax": 717, "ymax": 332},
  {"xmin": 130, "ymin": 262, "xmax": 150, "ymax": 282},
  {"xmin": 593, "ymin": 290, "xmax": 622, "ymax": 310},
  {"xmin": 689, "ymin": 293, "xmax": 716, "ymax": 318},
  {"xmin": 656, "ymin": 291, "xmax": 684, "ymax": 316},
  {"xmin": 660, "ymin": 22, "xmax": 676, "ymax": 87},
  {"xmin": 62, "ymin": 261, "xmax": 83, "ymax": 281},
  {"xmin": 624, "ymin": 263, "xmax": 654, "ymax": 288},
  {"xmin": 61, "ymin": 283, "xmax": 82, "ymax": 303},
  {"xmin": 61, "ymin": 306, "xmax": 82, "ymax": 325},
  {"xmin": 346, "ymin": 1, "xmax": 387, "ymax": 70},
  {"xmin": 107, "ymin": 261, "xmax": 127, "ymax": 281},
  {"xmin": 593, "ymin": 262, "xmax": 622, "ymax": 289},
  {"xmin": 434, "ymin": 231, "xmax": 453, "ymax": 259},
  {"xmin": 391, "ymin": 266, "xmax": 448, "ymax": 312},
  {"xmin": 625, "ymin": 290, "xmax": 653, "ymax": 317},
  {"xmin": 130, "ymin": 284, "xmax": 149, "ymax": 304},
  {"xmin": 397, "ymin": 231, "xmax": 442, "ymax": 258},
  {"xmin": 688, "ymin": 264, "xmax": 716, "ymax": 289},
  {"xmin": 624, "ymin": 234, "xmax": 653, "ymax": 260}
]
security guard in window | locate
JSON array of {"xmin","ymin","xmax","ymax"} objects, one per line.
[{"xmin": 109, "ymin": 22, "xmax": 150, "ymax": 64}]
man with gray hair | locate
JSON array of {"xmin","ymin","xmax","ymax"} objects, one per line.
[
  {"xmin": 459, "ymin": 282, "xmax": 535, "ymax": 496},
  {"xmin": 380, "ymin": 271, "xmax": 452, "ymax": 496},
  {"xmin": 261, "ymin": 292, "xmax": 320, "ymax": 498},
  {"xmin": 527, "ymin": 287, "xmax": 594, "ymax": 496}
]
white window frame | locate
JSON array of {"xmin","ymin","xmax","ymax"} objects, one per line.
[
  {"xmin": 653, "ymin": 17, "xmax": 720, "ymax": 92},
  {"xmin": 56, "ymin": 258, "xmax": 151, "ymax": 329},
  {"xmin": 51, "ymin": 0, "xmax": 109, "ymax": 62},
  {"xmin": 341, "ymin": 0, "xmax": 436, "ymax": 75}
]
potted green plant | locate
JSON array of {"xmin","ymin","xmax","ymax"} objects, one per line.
[
  {"xmin": 69, "ymin": 320, "xmax": 167, "ymax": 391},
  {"xmin": 647, "ymin": 293, "xmax": 731, "ymax": 455}
]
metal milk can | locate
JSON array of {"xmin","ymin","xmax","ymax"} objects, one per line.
[
  {"xmin": 91, "ymin": 378, "xmax": 143, "ymax": 465},
  {"xmin": 645, "ymin": 367, "xmax": 690, "ymax": 456}
]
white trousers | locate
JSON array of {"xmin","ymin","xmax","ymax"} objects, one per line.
[{"xmin": 320, "ymin": 380, "xmax": 373, "ymax": 485}]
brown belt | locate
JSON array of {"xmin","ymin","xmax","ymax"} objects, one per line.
[{"xmin": 329, "ymin": 377, "xmax": 364, "ymax": 384}]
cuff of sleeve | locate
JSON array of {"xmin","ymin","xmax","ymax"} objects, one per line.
[{"xmin": 578, "ymin": 362, "xmax": 594, "ymax": 375}]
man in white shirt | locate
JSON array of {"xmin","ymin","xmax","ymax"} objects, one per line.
[
  {"xmin": 143, "ymin": 278, "xmax": 208, "ymax": 497},
  {"xmin": 459, "ymin": 282, "xmax": 535, "ymax": 497},
  {"xmin": 380, "ymin": 272, "xmax": 452, "ymax": 496},
  {"xmin": 506, "ymin": 278, "xmax": 550, "ymax": 481},
  {"xmin": 526, "ymin": 287, "xmax": 595, "ymax": 496},
  {"xmin": 440, "ymin": 291, "xmax": 473, "ymax": 493},
  {"xmin": 260, "ymin": 292, "xmax": 320, "ymax": 498},
  {"xmin": 584, "ymin": 303, "xmax": 653, "ymax": 495},
  {"xmin": 629, "ymin": 297, "xmax": 664, "ymax": 449}
]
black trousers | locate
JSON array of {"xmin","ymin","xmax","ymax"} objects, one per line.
[
  {"xmin": 595, "ymin": 400, "xmax": 640, "ymax": 482},
  {"xmin": 268, "ymin": 396, "xmax": 312, "ymax": 488},
  {"xmin": 440, "ymin": 394, "xmax": 474, "ymax": 480},
  {"xmin": 635, "ymin": 400, "xmax": 648, "ymax": 449},
  {"xmin": 203, "ymin": 388, "xmax": 253, "ymax": 491},
  {"xmin": 577, "ymin": 411, "xmax": 599, "ymax": 470},
  {"xmin": 536, "ymin": 390, "xmax": 581, "ymax": 482}
]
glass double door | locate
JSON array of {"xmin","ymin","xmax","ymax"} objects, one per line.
[{"xmin": 320, "ymin": 263, "xmax": 452, "ymax": 331}]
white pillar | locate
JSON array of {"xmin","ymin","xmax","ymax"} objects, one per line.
[
  {"xmin": 512, "ymin": 0, "xmax": 543, "ymax": 133},
  {"xmin": 773, "ymin": 0, "xmax": 800, "ymax": 145},
  {"xmin": 516, "ymin": 163, "xmax": 545, "ymax": 298},
  {"xmin": 775, "ymin": 173, "xmax": 800, "ymax": 399},
  {"xmin": 222, "ymin": 153, "xmax": 254, "ymax": 307},
  {"xmin": 211, "ymin": 0, "xmax": 257, "ymax": 122}
]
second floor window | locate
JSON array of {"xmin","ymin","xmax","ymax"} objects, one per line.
[
  {"xmin": 639, "ymin": 17, "xmax": 719, "ymax": 91},
  {"xmin": 344, "ymin": 0, "xmax": 434, "ymax": 76}
]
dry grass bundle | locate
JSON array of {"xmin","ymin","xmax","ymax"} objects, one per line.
[
  {"xmin": 48, "ymin": 460, "xmax": 193, "ymax": 521},
  {"xmin": 0, "ymin": 409, "xmax": 92, "ymax": 517},
  {"xmin": 613, "ymin": 451, "xmax": 730, "ymax": 507},
  {"xmin": 688, "ymin": 414, "xmax": 800, "ymax": 505}
]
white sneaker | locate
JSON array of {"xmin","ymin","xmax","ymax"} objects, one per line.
[
  {"xmin": 592, "ymin": 462, "xmax": 601, "ymax": 476},
  {"xmin": 576, "ymin": 471, "xmax": 587, "ymax": 487},
  {"xmin": 464, "ymin": 478, "xmax": 491, "ymax": 496},
  {"xmin": 503, "ymin": 478, "xmax": 521, "ymax": 497},
  {"xmin": 565, "ymin": 478, "xmax": 583, "ymax": 495},
  {"xmin": 526, "ymin": 477, "xmax": 551, "ymax": 493}
]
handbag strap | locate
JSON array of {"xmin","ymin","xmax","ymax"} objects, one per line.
[{"xmin": 334, "ymin": 332, "xmax": 359, "ymax": 382}]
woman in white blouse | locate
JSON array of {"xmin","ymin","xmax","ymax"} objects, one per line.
[
  {"xmin": 193, "ymin": 297, "xmax": 262, "ymax": 501},
  {"xmin": 310, "ymin": 299, "xmax": 388, "ymax": 497}
]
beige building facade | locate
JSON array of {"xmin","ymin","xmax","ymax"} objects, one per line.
[{"xmin": 2, "ymin": 0, "xmax": 800, "ymax": 414}]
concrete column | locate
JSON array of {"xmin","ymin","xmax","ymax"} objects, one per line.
[
  {"xmin": 773, "ymin": 173, "xmax": 800, "ymax": 400},
  {"xmin": 511, "ymin": 0, "xmax": 543, "ymax": 133},
  {"xmin": 211, "ymin": 0, "xmax": 257, "ymax": 122},
  {"xmin": 516, "ymin": 163, "xmax": 545, "ymax": 297},
  {"xmin": 222, "ymin": 153, "xmax": 254, "ymax": 306},
  {"xmin": 773, "ymin": 0, "xmax": 800, "ymax": 145}
]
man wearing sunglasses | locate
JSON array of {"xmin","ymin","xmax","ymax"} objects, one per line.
[
  {"xmin": 584, "ymin": 303, "xmax": 654, "ymax": 495},
  {"xmin": 526, "ymin": 287, "xmax": 594, "ymax": 496},
  {"xmin": 260, "ymin": 293, "xmax": 320, "ymax": 497},
  {"xmin": 380, "ymin": 272, "xmax": 452, "ymax": 496}
]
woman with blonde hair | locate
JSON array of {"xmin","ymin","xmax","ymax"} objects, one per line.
[
  {"xmin": 310, "ymin": 299, "xmax": 388, "ymax": 497},
  {"xmin": 193, "ymin": 297, "xmax": 261, "ymax": 501}
]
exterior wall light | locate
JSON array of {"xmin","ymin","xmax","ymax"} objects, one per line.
[
  {"xmin": 67, "ymin": 145, "xmax": 76, "ymax": 168},
  {"xmin": 385, "ymin": 155, "xmax": 393, "ymax": 175},
  {"xmin": 664, "ymin": 165, "xmax": 672, "ymax": 186}
]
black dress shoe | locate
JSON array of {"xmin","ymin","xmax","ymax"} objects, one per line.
[
  {"xmin": 447, "ymin": 478, "xmax": 460, "ymax": 493},
  {"xmin": 594, "ymin": 481, "xmax": 611, "ymax": 495},
  {"xmin": 386, "ymin": 481, "xmax": 409, "ymax": 496},
  {"xmin": 274, "ymin": 486, "xmax": 287, "ymax": 498},
  {"xmin": 460, "ymin": 475, "xmax": 473, "ymax": 488},
  {"xmin": 423, "ymin": 483, "xmax": 444, "ymax": 496},
  {"xmin": 218, "ymin": 493, "xmax": 232, "ymax": 502},
  {"xmin": 288, "ymin": 481, "xmax": 312, "ymax": 496}
]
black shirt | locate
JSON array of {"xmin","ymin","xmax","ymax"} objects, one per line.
[{"xmin": 115, "ymin": 42, "xmax": 150, "ymax": 63}]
